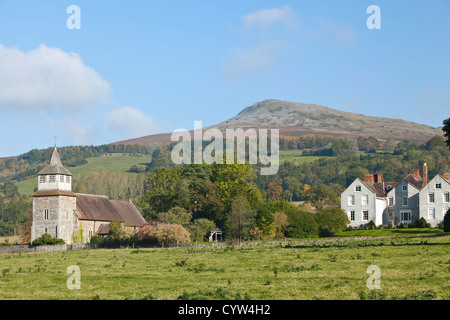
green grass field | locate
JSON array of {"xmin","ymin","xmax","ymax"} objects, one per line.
[
  {"xmin": 1, "ymin": 234, "xmax": 449, "ymax": 300},
  {"xmin": 16, "ymin": 154, "xmax": 150, "ymax": 196},
  {"xmin": 279, "ymin": 149, "xmax": 327, "ymax": 164}
]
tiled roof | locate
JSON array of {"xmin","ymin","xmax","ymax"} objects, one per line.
[
  {"xmin": 76, "ymin": 194, "xmax": 146, "ymax": 227},
  {"xmin": 364, "ymin": 182, "xmax": 398, "ymax": 197},
  {"xmin": 32, "ymin": 190, "xmax": 77, "ymax": 197},
  {"xmin": 404, "ymin": 174, "xmax": 424, "ymax": 190},
  {"xmin": 96, "ymin": 224, "xmax": 111, "ymax": 235}
]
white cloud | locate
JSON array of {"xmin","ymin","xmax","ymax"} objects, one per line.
[
  {"xmin": 104, "ymin": 106, "xmax": 160, "ymax": 139},
  {"xmin": 242, "ymin": 5, "xmax": 295, "ymax": 29},
  {"xmin": 0, "ymin": 44, "xmax": 111, "ymax": 110},
  {"xmin": 223, "ymin": 41, "xmax": 288, "ymax": 77}
]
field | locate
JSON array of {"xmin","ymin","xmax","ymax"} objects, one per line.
[
  {"xmin": 16, "ymin": 154, "xmax": 150, "ymax": 196},
  {"xmin": 278, "ymin": 149, "xmax": 327, "ymax": 164},
  {"xmin": 1, "ymin": 234, "xmax": 449, "ymax": 300}
]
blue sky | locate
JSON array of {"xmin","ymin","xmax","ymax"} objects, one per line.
[{"xmin": 0, "ymin": 0, "xmax": 449, "ymax": 156}]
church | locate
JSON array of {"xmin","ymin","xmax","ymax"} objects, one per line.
[{"xmin": 30, "ymin": 147, "xmax": 147, "ymax": 244}]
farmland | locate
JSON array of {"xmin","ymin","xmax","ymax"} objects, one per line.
[{"xmin": 1, "ymin": 233, "xmax": 449, "ymax": 300}]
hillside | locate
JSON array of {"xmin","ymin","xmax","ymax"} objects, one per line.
[{"xmin": 113, "ymin": 99, "xmax": 443, "ymax": 145}]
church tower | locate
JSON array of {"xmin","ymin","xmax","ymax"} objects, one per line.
[{"xmin": 31, "ymin": 147, "xmax": 77, "ymax": 244}]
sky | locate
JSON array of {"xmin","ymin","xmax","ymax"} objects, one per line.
[{"xmin": 0, "ymin": 0, "xmax": 449, "ymax": 157}]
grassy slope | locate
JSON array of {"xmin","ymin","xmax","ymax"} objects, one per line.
[
  {"xmin": 16, "ymin": 154, "xmax": 151, "ymax": 196},
  {"xmin": 278, "ymin": 149, "xmax": 327, "ymax": 164},
  {"xmin": 0, "ymin": 234, "xmax": 449, "ymax": 300}
]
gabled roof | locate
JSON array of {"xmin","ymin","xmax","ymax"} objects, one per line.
[
  {"xmin": 355, "ymin": 177, "xmax": 398, "ymax": 198},
  {"xmin": 38, "ymin": 147, "xmax": 72, "ymax": 176},
  {"xmin": 404, "ymin": 173, "xmax": 424, "ymax": 190},
  {"xmin": 75, "ymin": 194, "xmax": 146, "ymax": 227}
]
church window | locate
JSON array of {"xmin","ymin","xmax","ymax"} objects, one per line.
[
  {"xmin": 60, "ymin": 175, "xmax": 65, "ymax": 183},
  {"xmin": 44, "ymin": 209, "xmax": 49, "ymax": 220},
  {"xmin": 49, "ymin": 175, "xmax": 56, "ymax": 183},
  {"xmin": 67, "ymin": 176, "xmax": 71, "ymax": 183},
  {"xmin": 39, "ymin": 175, "xmax": 47, "ymax": 183}
]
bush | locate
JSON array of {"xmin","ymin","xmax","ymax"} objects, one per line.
[
  {"xmin": 314, "ymin": 208, "xmax": 350, "ymax": 237},
  {"xmin": 414, "ymin": 217, "xmax": 429, "ymax": 228},
  {"xmin": 285, "ymin": 207, "xmax": 319, "ymax": 239},
  {"xmin": 32, "ymin": 233, "xmax": 65, "ymax": 246},
  {"xmin": 89, "ymin": 233, "xmax": 104, "ymax": 245},
  {"xmin": 443, "ymin": 208, "xmax": 450, "ymax": 232},
  {"xmin": 137, "ymin": 222, "xmax": 190, "ymax": 245},
  {"xmin": 367, "ymin": 220, "xmax": 376, "ymax": 230}
]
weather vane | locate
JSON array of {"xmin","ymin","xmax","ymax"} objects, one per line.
[{"xmin": 54, "ymin": 136, "xmax": 57, "ymax": 148}]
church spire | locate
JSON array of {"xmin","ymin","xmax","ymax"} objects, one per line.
[
  {"xmin": 49, "ymin": 147, "xmax": 63, "ymax": 167},
  {"xmin": 38, "ymin": 147, "xmax": 72, "ymax": 176}
]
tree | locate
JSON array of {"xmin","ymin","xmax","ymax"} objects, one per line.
[
  {"xmin": 189, "ymin": 219, "xmax": 216, "ymax": 242},
  {"xmin": 443, "ymin": 118, "xmax": 450, "ymax": 148},
  {"xmin": 266, "ymin": 182, "xmax": 283, "ymax": 201},
  {"xmin": 212, "ymin": 162, "xmax": 262, "ymax": 210},
  {"xmin": 228, "ymin": 196, "xmax": 255, "ymax": 244},
  {"xmin": 302, "ymin": 184, "xmax": 340, "ymax": 210},
  {"xmin": 143, "ymin": 168, "xmax": 185, "ymax": 216},
  {"xmin": 157, "ymin": 207, "xmax": 192, "ymax": 227},
  {"xmin": 425, "ymin": 135, "xmax": 446, "ymax": 151},
  {"xmin": 190, "ymin": 182, "xmax": 226, "ymax": 228}
]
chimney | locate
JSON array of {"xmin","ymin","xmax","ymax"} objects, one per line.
[
  {"xmin": 365, "ymin": 174, "xmax": 375, "ymax": 184},
  {"xmin": 443, "ymin": 171, "xmax": 450, "ymax": 180},
  {"xmin": 423, "ymin": 163, "xmax": 428, "ymax": 186},
  {"xmin": 374, "ymin": 174, "xmax": 383, "ymax": 183},
  {"xmin": 410, "ymin": 169, "xmax": 420, "ymax": 180}
]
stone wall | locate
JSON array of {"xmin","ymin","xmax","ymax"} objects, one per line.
[{"xmin": 0, "ymin": 243, "xmax": 97, "ymax": 255}]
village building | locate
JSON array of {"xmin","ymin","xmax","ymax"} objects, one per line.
[
  {"xmin": 30, "ymin": 147, "xmax": 146, "ymax": 244},
  {"xmin": 342, "ymin": 163, "xmax": 450, "ymax": 228}
]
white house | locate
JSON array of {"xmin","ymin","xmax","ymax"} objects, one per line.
[{"xmin": 341, "ymin": 163, "xmax": 450, "ymax": 228}]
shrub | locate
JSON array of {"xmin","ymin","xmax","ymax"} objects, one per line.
[
  {"xmin": 137, "ymin": 222, "xmax": 190, "ymax": 245},
  {"xmin": 285, "ymin": 207, "xmax": 319, "ymax": 239},
  {"xmin": 367, "ymin": 220, "xmax": 376, "ymax": 230},
  {"xmin": 314, "ymin": 208, "xmax": 350, "ymax": 237},
  {"xmin": 32, "ymin": 233, "xmax": 65, "ymax": 246},
  {"xmin": 414, "ymin": 217, "xmax": 429, "ymax": 228},
  {"xmin": 443, "ymin": 208, "xmax": 450, "ymax": 232},
  {"xmin": 89, "ymin": 233, "xmax": 104, "ymax": 245}
]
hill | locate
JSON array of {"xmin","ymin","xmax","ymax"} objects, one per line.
[{"xmin": 113, "ymin": 99, "xmax": 443, "ymax": 145}]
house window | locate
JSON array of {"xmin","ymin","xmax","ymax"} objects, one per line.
[
  {"xmin": 362, "ymin": 210, "xmax": 369, "ymax": 221},
  {"xmin": 39, "ymin": 175, "xmax": 47, "ymax": 183},
  {"xmin": 400, "ymin": 211, "xmax": 411, "ymax": 223},
  {"xmin": 428, "ymin": 208, "xmax": 435, "ymax": 220},
  {"xmin": 349, "ymin": 211, "xmax": 355, "ymax": 221},
  {"xmin": 361, "ymin": 194, "xmax": 369, "ymax": 206},
  {"xmin": 49, "ymin": 175, "xmax": 56, "ymax": 183},
  {"xmin": 435, "ymin": 183, "xmax": 442, "ymax": 189},
  {"xmin": 355, "ymin": 185, "xmax": 361, "ymax": 192},
  {"xmin": 428, "ymin": 193, "xmax": 435, "ymax": 203},
  {"xmin": 402, "ymin": 185, "xmax": 407, "ymax": 191},
  {"xmin": 388, "ymin": 197, "xmax": 394, "ymax": 207},
  {"xmin": 44, "ymin": 209, "xmax": 49, "ymax": 220},
  {"xmin": 388, "ymin": 211, "xmax": 394, "ymax": 221},
  {"xmin": 444, "ymin": 192, "xmax": 450, "ymax": 203},
  {"xmin": 348, "ymin": 195, "xmax": 355, "ymax": 206},
  {"xmin": 402, "ymin": 196, "xmax": 408, "ymax": 206}
]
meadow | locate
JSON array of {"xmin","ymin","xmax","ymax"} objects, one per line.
[
  {"xmin": 1, "ymin": 233, "xmax": 449, "ymax": 300},
  {"xmin": 16, "ymin": 154, "xmax": 149, "ymax": 196}
]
